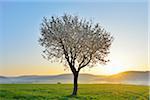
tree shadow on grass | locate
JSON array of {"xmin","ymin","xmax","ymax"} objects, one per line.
[
  {"xmin": 59, "ymin": 95, "xmax": 98, "ymax": 100},
  {"xmin": 59, "ymin": 95, "xmax": 81, "ymax": 100},
  {"xmin": 59, "ymin": 95, "xmax": 97, "ymax": 100}
]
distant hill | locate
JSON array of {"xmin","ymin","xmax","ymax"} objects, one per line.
[
  {"xmin": 0, "ymin": 71, "xmax": 149, "ymax": 85},
  {"xmin": 100, "ymin": 71, "xmax": 149, "ymax": 85}
]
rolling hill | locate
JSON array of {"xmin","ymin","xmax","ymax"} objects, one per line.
[{"xmin": 0, "ymin": 71, "xmax": 149, "ymax": 85}]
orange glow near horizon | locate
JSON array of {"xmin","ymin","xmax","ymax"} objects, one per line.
[{"xmin": 0, "ymin": 64, "xmax": 149, "ymax": 76}]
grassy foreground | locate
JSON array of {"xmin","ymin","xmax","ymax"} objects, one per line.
[{"xmin": 0, "ymin": 84, "xmax": 149, "ymax": 100}]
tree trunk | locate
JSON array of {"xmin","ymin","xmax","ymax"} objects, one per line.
[{"xmin": 72, "ymin": 71, "xmax": 79, "ymax": 96}]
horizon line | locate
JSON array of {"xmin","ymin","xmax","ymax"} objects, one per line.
[{"xmin": 1, "ymin": 70, "xmax": 149, "ymax": 77}]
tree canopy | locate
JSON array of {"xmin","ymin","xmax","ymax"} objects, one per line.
[
  {"xmin": 39, "ymin": 14, "xmax": 113, "ymax": 72},
  {"xmin": 39, "ymin": 14, "xmax": 113, "ymax": 95}
]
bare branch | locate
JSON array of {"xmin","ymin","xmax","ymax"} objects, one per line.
[{"xmin": 78, "ymin": 54, "xmax": 92, "ymax": 71}]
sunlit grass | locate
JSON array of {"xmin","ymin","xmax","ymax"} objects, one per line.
[{"xmin": 0, "ymin": 84, "xmax": 149, "ymax": 100}]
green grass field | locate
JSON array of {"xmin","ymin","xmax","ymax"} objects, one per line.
[{"xmin": 0, "ymin": 84, "xmax": 149, "ymax": 100}]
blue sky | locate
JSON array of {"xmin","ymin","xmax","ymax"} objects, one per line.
[{"xmin": 0, "ymin": 0, "xmax": 148, "ymax": 76}]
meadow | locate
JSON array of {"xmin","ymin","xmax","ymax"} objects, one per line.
[{"xmin": 0, "ymin": 84, "xmax": 149, "ymax": 100}]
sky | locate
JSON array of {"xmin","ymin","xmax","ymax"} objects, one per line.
[{"xmin": 0, "ymin": 0, "xmax": 149, "ymax": 76}]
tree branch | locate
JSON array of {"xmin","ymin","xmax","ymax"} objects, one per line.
[
  {"xmin": 60, "ymin": 39, "xmax": 76, "ymax": 74},
  {"xmin": 78, "ymin": 54, "xmax": 92, "ymax": 71},
  {"xmin": 78, "ymin": 55, "xmax": 86, "ymax": 68}
]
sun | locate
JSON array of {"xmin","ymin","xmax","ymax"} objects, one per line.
[
  {"xmin": 103, "ymin": 65, "xmax": 128, "ymax": 75},
  {"xmin": 87, "ymin": 65, "xmax": 128, "ymax": 76},
  {"xmin": 102, "ymin": 59, "xmax": 130, "ymax": 75},
  {"xmin": 90, "ymin": 58, "xmax": 130, "ymax": 75}
]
